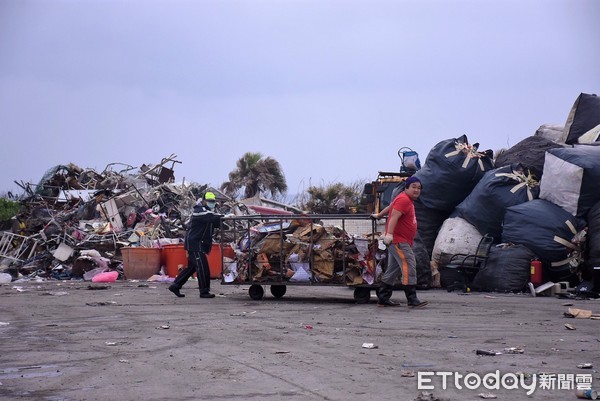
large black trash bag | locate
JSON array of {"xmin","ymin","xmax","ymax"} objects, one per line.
[
  {"xmin": 472, "ymin": 244, "xmax": 536, "ymax": 292},
  {"xmin": 414, "ymin": 135, "xmax": 494, "ymax": 212},
  {"xmin": 453, "ymin": 164, "xmax": 539, "ymax": 241},
  {"xmin": 587, "ymin": 201, "xmax": 600, "ymax": 260},
  {"xmin": 413, "ymin": 232, "xmax": 432, "ymax": 289},
  {"xmin": 502, "ymin": 199, "xmax": 586, "ymax": 263},
  {"xmin": 414, "ymin": 198, "xmax": 451, "ymax": 261},
  {"xmin": 494, "ymin": 135, "xmax": 563, "ymax": 181},
  {"xmin": 539, "ymin": 145, "xmax": 600, "ymax": 219},
  {"xmin": 564, "ymin": 93, "xmax": 600, "ymax": 145}
]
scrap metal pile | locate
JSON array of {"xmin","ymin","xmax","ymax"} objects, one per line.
[{"xmin": 0, "ymin": 155, "xmax": 241, "ymax": 280}]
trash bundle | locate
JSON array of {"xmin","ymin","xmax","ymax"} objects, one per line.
[
  {"xmin": 414, "ymin": 134, "xmax": 495, "ymax": 212},
  {"xmin": 453, "ymin": 163, "xmax": 539, "ymax": 240},
  {"xmin": 221, "ymin": 216, "xmax": 379, "ymax": 286}
]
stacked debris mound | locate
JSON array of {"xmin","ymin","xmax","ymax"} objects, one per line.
[
  {"xmin": 430, "ymin": 92, "xmax": 600, "ymax": 295},
  {"xmin": 0, "ymin": 155, "xmax": 229, "ymax": 281},
  {"xmin": 222, "ymin": 217, "xmax": 380, "ymax": 286}
]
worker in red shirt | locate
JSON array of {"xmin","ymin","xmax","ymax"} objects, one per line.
[{"xmin": 373, "ymin": 176, "xmax": 428, "ymax": 308}]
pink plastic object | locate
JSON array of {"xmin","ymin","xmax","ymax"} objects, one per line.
[{"xmin": 91, "ymin": 271, "xmax": 119, "ymax": 283}]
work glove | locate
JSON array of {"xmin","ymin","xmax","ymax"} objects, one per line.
[
  {"xmin": 370, "ymin": 213, "xmax": 379, "ymax": 220},
  {"xmin": 382, "ymin": 233, "xmax": 393, "ymax": 245}
]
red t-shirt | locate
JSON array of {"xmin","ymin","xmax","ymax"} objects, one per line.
[{"xmin": 386, "ymin": 192, "xmax": 417, "ymax": 246}]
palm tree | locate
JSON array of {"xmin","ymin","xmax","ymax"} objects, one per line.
[
  {"xmin": 221, "ymin": 152, "xmax": 288, "ymax": 199},
  {"xmin": 297, "ymin": 181, "xmax": 364, "ymax": 213}
]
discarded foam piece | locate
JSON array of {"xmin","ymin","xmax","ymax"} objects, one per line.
[
  {"xmin": 0, "ymin": 273, "xmax": 12, "ymax": 284},
  {"xmin": 91, "ymin": 271, "xmax": 119, "ymax": 283}
]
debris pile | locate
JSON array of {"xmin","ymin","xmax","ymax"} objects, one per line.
[
  {"xmin": 222, "ymin": 216, "xmax": 378, "ymax": 286},
  {"xmin": 0, "ymin": 155, "xmax": 233, "ymax": 280},
  {"xmin": 418, "ymin": 92, "xmax": 600, "ymax": 296}
]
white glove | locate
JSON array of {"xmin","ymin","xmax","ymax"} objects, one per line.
[
  {"xmin": 370, "ymin": 213, "xmax": 379, "ymax": 220},
  {"xmin": 383, "ymin": 233, "xmax": 393, "ymax": 245}
]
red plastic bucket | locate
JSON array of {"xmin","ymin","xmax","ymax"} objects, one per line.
[
  {"xmin": 162, "ymin": 244, "xmax": 188, "ymax": 278},
  {"xmin": 206, "ymin": 244, "xmax": 222, "ymax": 279},
  {"xmin": 121, "ymin": 247, "xmax": 161, "ymax": 280}
]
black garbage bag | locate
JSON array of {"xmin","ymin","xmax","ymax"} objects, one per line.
[
  {"xmin": 414, "ymin": 135, "xmax": 494, "ymax": 212},
  {"xmin": 502, "ymin": 199, "xmax": 586, "ymax": 262},
  {"xmin": 472, "ymin": 243, "xmax": 536, "ymax": 292},
  {"xmin": 494, "ymin": 135, "xmax": 563, "ymax": 181},
  {"xmin": 564, "ymin": 93, "xmax": 600, "ymax": 145},
  {"xmin": 539, "ymin": 145, "xmax": 600, "ymax": 219},
  {"xmin": 587, "ymin": 201, "xmax": 600, "ymax": 260},
  {"xmin": 453, "ymin": 164, "xmax": 538, "ymax": 240}
]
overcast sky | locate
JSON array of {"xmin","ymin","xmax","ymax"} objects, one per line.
[{"xmin": 1, "ymin": 0, "xmax": 598, "ymax": 199}]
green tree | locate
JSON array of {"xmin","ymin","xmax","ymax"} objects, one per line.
[
  {"xmin": 296, "ymin": 180, "xmax": 365, "ymax": 214},
  {"xmin": 0, "ymin": 198, "xmax": 20, "ymax": 230},
  {"xmin": 221, "ymin": 152, "xmax": 288, "ymax": 199}
]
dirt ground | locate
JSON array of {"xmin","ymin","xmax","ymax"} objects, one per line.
[{"xmin": 1, "ymin": 279, "xmax": 599, "ymax": 401}]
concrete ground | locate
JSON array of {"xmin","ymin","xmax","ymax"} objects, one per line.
[{"xmin": 1, "ymin": 279, "xmax": 599, "ymax": 401}]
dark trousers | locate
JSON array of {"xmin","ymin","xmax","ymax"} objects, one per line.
[{"xmin": 172, "ymin": 250, "xmax": 211, "ymax": 294}]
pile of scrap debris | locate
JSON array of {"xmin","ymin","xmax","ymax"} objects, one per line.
[
  {"xmin": 412, "ymin": 92, "xmax": 600, "ymax": 297},
  {"xmin": 0, "ymin": 154, "xmax": 250, "ymax": 281},
  {"xmin": 221, "ymin": 216, "xmax": 376, "ymax": 286}
]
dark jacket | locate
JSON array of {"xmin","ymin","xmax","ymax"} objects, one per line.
[{"xmin": 184, "ymin": 205, "xmax": 222, "ymax": 253}]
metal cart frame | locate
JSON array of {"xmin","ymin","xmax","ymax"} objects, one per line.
[{"xmin": 219, "ymin": 214, "xmax": 383, "ymax": 302}]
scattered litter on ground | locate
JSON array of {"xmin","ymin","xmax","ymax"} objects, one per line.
[
  {"xmin": 412, "ymin": 391, "xmax": 449, "ymax": 401},
  {"xmin": 476, "ymin": 349, "xmax": 502, "ymax": 356},
  {"xmin": 87, "ymin": 285, "xmax": 111, "ymax": 290},
  {"xmin": 565, "ymin": 308, "xmax": 594, "ymax": 319},
  {"xmin": 504, "ymin": 346, "xmax": 525, "ymax": 354},
  {"xmin": 85, "ymin": 301, "xmax": 117, "ymax": 306}
]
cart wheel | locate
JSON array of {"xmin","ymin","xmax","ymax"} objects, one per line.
[
  {"xmin": 353, "ymin": 287, "xmax": 371, "ymax": 304},
  {"xmin": 270, "ymin": 285, "xmax": 286, "ymax": 299},
  {"xmin": 249, "ymin": 284, "xmax": 264, "ymax": 300}
]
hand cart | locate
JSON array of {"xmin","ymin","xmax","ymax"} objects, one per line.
[{"xmin": 219, "ymin": 214, "xmax": 385, "ymax": 302}]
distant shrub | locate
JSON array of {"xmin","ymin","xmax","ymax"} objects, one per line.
[{"xmin": 0, "ymin": 198, "xmax": 20, "ymax": 224}]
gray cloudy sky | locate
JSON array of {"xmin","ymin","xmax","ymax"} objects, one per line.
[{"xmin": 1, "ymin": 0, "xmax": 598, "ymax": 198}]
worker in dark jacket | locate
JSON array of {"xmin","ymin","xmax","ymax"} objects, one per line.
[{"xmin": 169, "ymin": 192, "xmax": 222, "ymax": 299}]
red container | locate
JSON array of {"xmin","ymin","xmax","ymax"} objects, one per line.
[
  {"xmin": 162, "ymin": 244, "xmax": 188, "ymax": 278},
  {"xmin": 206, "ymin": 244, "xmax": 223, "ymax": 279},
  {"xmin": 121, "ymin": 247, "xmax": 161, "ymax": 280},
  {"xmin": 162, "ymin": 243, "xmax": 232, "ymax": 279},
  {"xmin": 530, "ymin": 259, "xmax": 543, "ymax": 286}
]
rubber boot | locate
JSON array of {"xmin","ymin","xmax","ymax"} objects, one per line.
[
  {"xmin": 377, "ymin": 283, "xmax": 401, "ymax": 307},
  {"xmin": 405, "ymin": 286, "xmax": 428, "ymax": 308}
]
